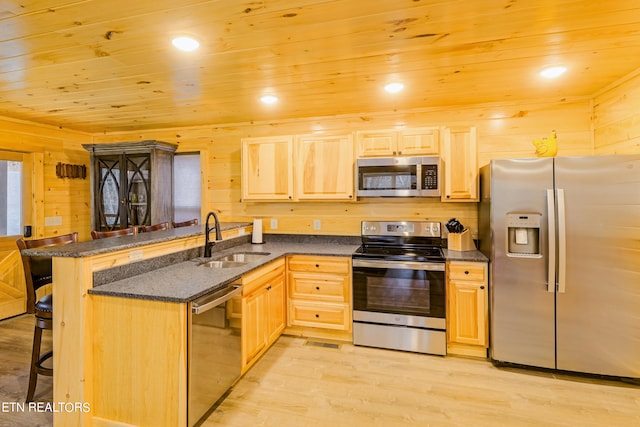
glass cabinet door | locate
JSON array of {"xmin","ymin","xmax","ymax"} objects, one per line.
[
  {"xmin": 96, "ymin": 156, "xmax": 123, "ymax": 230},
  {"xmin": 94, "ymin": 154, "xmax": 152, "ymax": 230},
  {"xmin": 126, "ymin": 155, "xmax": 150, "ymax": 227}
]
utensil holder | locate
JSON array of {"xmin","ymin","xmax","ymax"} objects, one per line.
[{"xmin": 448, "ymin": 229, "xmax": 476, "ymax": 251}]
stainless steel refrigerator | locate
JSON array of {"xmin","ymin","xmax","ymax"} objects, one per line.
[{"xmin": 479, "ymin": 155, "xmax": 640, "ymax": 378}]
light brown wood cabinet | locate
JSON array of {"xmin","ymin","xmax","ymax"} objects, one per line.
[
  {"xmin": 446, "ymin": 261, "xmax": 488, "ymax": 357},
  {"xmin": 356, "ymin": 127, "xmax": 440, "ymax": 157},
  {"xmin": 241, "ymin": 136, "xmax": 294, "ymax": 201},
  {"xmin": 287, "ymin": 255, "xmax": 351, "ymax": 331},
  {"xmin": 241, "ymin": 258, "xmax": 286, "ymax": 373},
  {"xmin": 441, "ymin": 126, "xmax": 478, "ymax": 202},
  {"xmin": 295, "ymin": 134, "xmax": 354, "ymax": 200}
]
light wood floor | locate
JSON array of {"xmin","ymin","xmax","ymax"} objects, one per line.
[
  {"xmin": 0, "ymin": 314, "xmax": 53, "ymax": 427},
  {"xmin": 205, "ymin": 338, "xmax": 640, "ymax": 427},
  {"xmin": 2, "ymin": 314, "xmax": 639, "ymax": 427}
]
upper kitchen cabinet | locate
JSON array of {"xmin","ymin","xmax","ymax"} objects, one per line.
[
  {"xmin": 295, "ymin": 134, "xmax": 354, "ymax": 200},
  {"xmin": 241, "ymin": 136, "xmax": 294, "ymax": 201},
  {"xmin": 441, "ymin": 127, "xmax": 478, "ymax": 202},
  {"xmin": 83, "ymin": 141, "xmax": 177, "ymax": 232},
  {"xmin": 356, "ymin": 127, "xmax": 440, "ymax": 157}
]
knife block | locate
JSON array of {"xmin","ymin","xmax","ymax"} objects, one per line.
[{"xmin": 448, "ymin": 229, "xmax": 476, "ymax": 251}]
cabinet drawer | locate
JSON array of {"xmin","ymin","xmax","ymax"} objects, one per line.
[
  {"xmin": 289, "ymin": 272, "xmax": 349, "ymax": 302},
  {"xmin": 289, "ymin": 300, "xmax": 350, "ymax": 330},
  {"xmin": 287, "ymin": 255, "xmax": 350, "ymax": 274},
  {"xmin": 448, "ymin": 262, "xmax": 486, "ymax": 282}
]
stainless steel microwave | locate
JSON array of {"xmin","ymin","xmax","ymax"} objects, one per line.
[{"xmin": 356, "ymin": 156, "xmax": 442, "ymax": 197}]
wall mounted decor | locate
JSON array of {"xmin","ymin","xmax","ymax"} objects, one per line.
[{"xmin": 56, "ymin": 163, "xmax": 87, "ymax": 179}]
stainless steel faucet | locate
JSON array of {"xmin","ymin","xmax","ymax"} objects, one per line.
[{"xmin": 203, "ymin": 211, "xmax": 222, "ymax": 257}]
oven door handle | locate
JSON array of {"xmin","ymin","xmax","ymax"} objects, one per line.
[{"xmin": 352, "ymin": 259, "xmax": 445, "ymax": 271}]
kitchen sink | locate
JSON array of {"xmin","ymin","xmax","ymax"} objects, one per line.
[
  {"xmin": 214, "ymin": 252, "xmax": 271, "ymax": 262},
  {"xmin": 198, "ymin": 252, "xmax": 270, "ymax": 268},
  {"xmin": 198, "ymin": 260, "xmax": 247, "ymax": 269}
]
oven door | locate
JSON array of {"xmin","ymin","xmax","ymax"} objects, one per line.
[{"xmin": 352, "ymin": 259, "xmax": 445, "ymax": 320}]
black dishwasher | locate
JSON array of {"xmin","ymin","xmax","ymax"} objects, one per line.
[{"xmin": 188, "ymin": 282, "xmax": 242, "ymax": 426}]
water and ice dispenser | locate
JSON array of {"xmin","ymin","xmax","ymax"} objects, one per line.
[{"xmin": 506, "ymin": 213, "xmax": 541, "ymax": 257}]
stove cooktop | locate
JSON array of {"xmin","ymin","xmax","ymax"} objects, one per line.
[{"xmin": 354, "ymin": 220, "xmax": 445, "ymax": 262}]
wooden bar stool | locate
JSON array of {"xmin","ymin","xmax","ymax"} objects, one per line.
[
  {"xmin": 139, "ymin": 222, "xmax": 170, "ymax": 232},
  {"xmin": 172, "ymin": 218, "xmax": 198, "ymax": 228},
  {"xmin": 90, "ymin": 226, "xmax": 138, "ymax": 239},
  {"xmin": 16, "ymin": 232, "xmax": 79, "ymax": 402}
]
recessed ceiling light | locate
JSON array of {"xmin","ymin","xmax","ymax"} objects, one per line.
[
  {"xmin": 172, "ymin": 36, "xmax": 199, "ymax": 52},
  {"xmin": 384, "ymin": 82, "xmax": 405, "ymax": 93},
  {"xmin": 540, "ymin": 66, "xmax": 567, "ymax": 79},
  {"xmin": 260, "ymin": 95, "xmax": 279, "ymax": 104}
]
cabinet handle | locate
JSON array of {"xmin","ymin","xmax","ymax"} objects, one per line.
[
  {"xmin": 266, "ymin": 285, "xmax": 272, "ymax": 290},
  {"xmin": 446, "ymin": 195, "xmax": 451, "ymax": 199},
  {"xmin": 392, "ymin": 151, "xmax": 397, "ymax": 155},
  {"xmin": 464, "ymin": 271, "xmax": 469, "ymax": 275},
  {"xmin": 480, "ymin": 286, "xmax": 485, "ymax": 290},
  {"xmin": 315, "ymin": 286, "xmax": 320, "ymax": 290},
  {"xmin": 315, "ymin": 264, "xmax": 319, "ymax": 268},
  {"xmin": 315, "ymin": 314, "xmax": 320, "ymax": 318}
]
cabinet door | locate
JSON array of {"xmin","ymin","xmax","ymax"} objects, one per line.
[
  {"xmin": 441, "ymin": 127, "xmax": 478, "ymax": 202},
  {"xmin": 266, "ymin": 274, "xmax": 286, "ymax": 343},
  {"xmin": 356, "ymin": 130, "xmax": 397, "ymax": 157},
  {"xmin": 448, "ymin": 280, "xmax": 487, "ymax": 346},
  {"xmin": 125, "ymin": 154, "xmax": 151, "ymax": 227},
  {"xmin": 295, "ymin": 135, "xmax": 354, "ymax": 200},
  {"xmin": 94, "ymin": 155, "xmax": 126, "ymax": 231},
  {"xmin": 398, "ymin": 127, "xmax": 440, "ymax": 155},
  {"xmin": 241, "ymin": 136, "xmax": 293, "ymax": 200},
  {"xmin": 242, "ymin": 289, "xmax": 267, "ymax": 366}
]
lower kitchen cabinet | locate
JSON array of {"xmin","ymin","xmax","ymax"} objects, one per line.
[
  {"xmin": 287, "ymin": 255, "xmax": 352, "ymax": 333},
  {"xmin": 241, "ymin": 258, "xmax": 286, "ymax": 373},
  {"xmin": 446, "ymin": 261, "xmax": 489, "ymax": 357}
]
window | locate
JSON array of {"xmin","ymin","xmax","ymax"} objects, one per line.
[
  {"xmin": 173, "ymin": 153, "xmax": 201, "ymax": 222},
  {"xmin": 0, "ymin": 159, "xmax": 22, "ymax": 236}
]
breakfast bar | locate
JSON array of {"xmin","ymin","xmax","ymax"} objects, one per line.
[{"xmin": 20, "ymin": 224, "xmax": 364, "ymax": 427}]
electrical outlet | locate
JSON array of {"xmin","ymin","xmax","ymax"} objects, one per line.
[
  {"xmin": 313, "ymin": 219, "xmax": 321, "ymax": 230},
  {"xmin": 270, "ymin": 219, "xmax": 278, "ymax": 230}
]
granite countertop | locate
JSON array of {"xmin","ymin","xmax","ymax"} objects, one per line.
[
  {"xmin": 442, "ymin": 249, "xmax": 489, "ymax": 263},
  {"xmin": 20, "ymin": 222, "xmax": 251, "ymax": 258},
  {"xmin": 89, "ymin": 236, "xmax": 361, "ymax": 303}
]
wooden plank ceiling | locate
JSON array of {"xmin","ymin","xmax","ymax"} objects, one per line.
[{"xmin": 1, "ymin": 0, "xmax": 640, "ymax": 133}]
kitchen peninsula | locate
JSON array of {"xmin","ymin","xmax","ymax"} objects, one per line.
[{"xmin": 20, "ymin": 224, "xmax": 361, "ymax": 427}]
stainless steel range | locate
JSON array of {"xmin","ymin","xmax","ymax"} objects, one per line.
[{"xmin": 352, "ymin": 221, "xmax": 446, "ymax": 355}]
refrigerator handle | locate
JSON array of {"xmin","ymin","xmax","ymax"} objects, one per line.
[
  {"xmin": 556, "ymin": 188, "xmax": 567, "ymax": 293},
  {"xmin": 546, "ymin": 189, "xmax": 556, "ymax": 293}
]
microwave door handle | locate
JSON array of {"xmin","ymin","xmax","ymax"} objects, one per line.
[{"xmin": 546, "ymin": 189, "xmax": 556, "ymax": 293}]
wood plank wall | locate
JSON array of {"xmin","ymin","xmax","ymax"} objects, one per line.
[
  {"xmin": 92, "ymin": 98, "xmax": 594, "ymax": 237},
  {"xmin": 0, "ymin": 117, "xmax": 92, "ymax": 245},
  {"xmin": 4, "ymin": 72, "xmax": 639, "ymax": 242},
  {"xmin": 593, "ymin": 71, "xmax": 640, "ymax": 154}
]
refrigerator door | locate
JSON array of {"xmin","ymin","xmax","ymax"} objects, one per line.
[
  {"xmin": 488, "ymin": 158, "xmax": 556, "ymax": 368},
  {"xmin": 555, "ymin": 155, "xmax": 640, "ymax": 377}
]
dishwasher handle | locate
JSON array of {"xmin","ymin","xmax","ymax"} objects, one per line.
[{"xmin": 192, "ymin": 283, "xmax": 242, "ymax": 315}]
